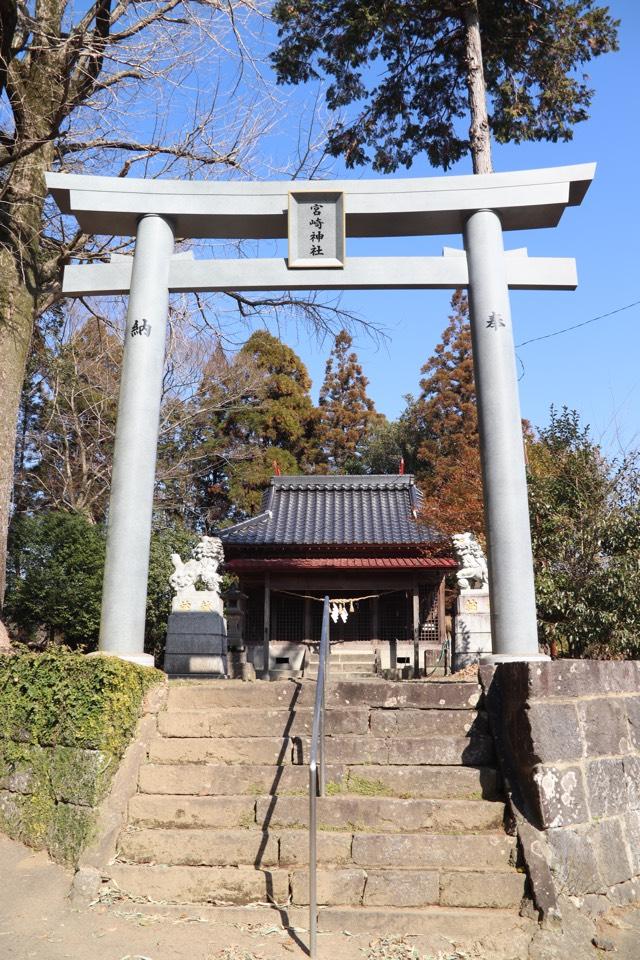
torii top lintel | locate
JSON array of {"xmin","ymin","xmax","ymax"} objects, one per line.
[{"xmin": 46, "ymin": 163, "xmax": 595, "ymax": 240}]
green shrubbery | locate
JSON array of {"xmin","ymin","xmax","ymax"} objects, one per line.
[
  {"xmin": 6, "ymin": 513, "xmax": 105, "ymax": 647},
  {"xmin": 5, "ymin": 512, "xmax": 197, "ymax": 659},
  {"xmin": 0, "ymin": 648, "xmax": 162, "ymax": 863},
  {"xmin": 528, "ymin": 408, "xmax": 640, "ymax": 659},
  {"xmin": 0, "ymin": 647, "xmax": 162, "ymax": 752}
]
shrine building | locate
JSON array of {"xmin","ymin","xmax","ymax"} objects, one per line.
[{"xmin": 219, "ymin": 474, "xmax": 456, "ymax": 677}]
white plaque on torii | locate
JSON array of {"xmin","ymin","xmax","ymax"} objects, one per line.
[
  {"xmin": 288, "ymin": 191, "xmax": 345, "ymax": 268},
  {"xmin": 46, "ymin": 163, "xmax": 596, "ymax": 667}
]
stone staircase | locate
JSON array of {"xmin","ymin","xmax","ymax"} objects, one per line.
[
  {"xmin": 306, "ymin": 647, "xmax": 447, "ymax": 680},
  {"xmin": 306, "ymin": 648, "xmax": 376, "ymax": 679},
  {"xmin": 110, "ymin": 679, "xmax": 529, "ymax": 939}
]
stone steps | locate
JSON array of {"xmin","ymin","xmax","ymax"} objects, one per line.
[
  {"xmin": 91, "ymin": 899, "xmax": 532, "ymax": 946},
  {"xmin": 118, "ymin": 828, "xmax": 515, "ymax": 870},
  {"xmin": 138, "ymin": 762, "xmax": 500, "ymax": 799},
  {"xmin": 110, "ymin": 861, "xmax": 524, "ymax": 909},
  {"xmin": 311, "ymin": 904, "xmax": 531, "ymax": 938},
  {"xmin": 110, "ymin": 677, "xmax": 530, "ymax": 923},
  {"xmin": 158, "ymin": 707, "xmax": 370, "ymax": 738},
  {"xmin": 158, "ymin": 706, "xmax": 489, "ymax": 739},
  {"xmin": 128, "ymin": 793, "xmax": 506, "ymax": 833},
  {"xmin": 147, "ymin": 732, "xmax": 494, "ymax": 766},
  {"xmin": 148, "ymin": 736, "xmax": 293, "ymax": 765},
  {"xmin": 309, "ymin": 651, "xmax": 375, "ymax": 660},
  {"xmin": 307, "ymin": 670, "xmax": 375, "ymax": 679},
  {"xmin": 306, "ymin": 653, "xmax": 377, "ymax": 679},
  {"xmin": 309, "ymin": 657, "xmax": 375, "ymax": 667},
  {"xmin": 308, "ymin": 657, "xmax": 374, "ymax": 663},
  {"xmin": 166, "ymin": 679, "xmax": 481, "ymax": 711}
]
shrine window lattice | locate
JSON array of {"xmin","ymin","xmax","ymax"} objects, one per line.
[{"xmin": 245, "ymin": 585, "xmax": 440, "ymax": 645}]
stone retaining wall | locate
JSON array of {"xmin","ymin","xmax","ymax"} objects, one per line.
[
  {"xmin": 481, "ymin": 661, "xmax": 640, "ymax": 915},
  {"xmin": 0, "ymin": 743, "xmax": 113, "ymax": 862},
  {"xmin": 0, "ymin": 654, "xmax": 164, "ymax": 865}
]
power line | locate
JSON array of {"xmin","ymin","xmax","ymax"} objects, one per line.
[{"xmin": 516, "ymin": 300, "xmax": 640, "ymax": 348}]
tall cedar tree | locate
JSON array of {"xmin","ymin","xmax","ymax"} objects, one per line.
[
  {"xmin": 409, "ymin": 292, "xmax": 484, "ymax": 536},
  {"xmin": 158, "ymin": 340, "xmax": 267, "ymax": 531},
  {"xmin": 272, "ymin": 2, "xmax": 618, "ymax": 175},
  {"xmin": 316, "ymin": 330, "xmax": 380, "ymax": 471},
  {"xmin": 225, "ymin": 330, "xmax": 319, "ymax": 513}
]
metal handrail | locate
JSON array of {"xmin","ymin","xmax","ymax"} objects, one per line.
[{"xmin": 309, "ymin": 595, "xmax": 330, "ymax": 960}]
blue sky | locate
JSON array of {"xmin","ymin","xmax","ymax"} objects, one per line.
[{"xmin": 251, "ymin": 0, "xmax": 639, "ymax": 455}]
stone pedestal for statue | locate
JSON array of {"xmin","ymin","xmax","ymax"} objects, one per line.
[
  {"xmin": 452, "ymin": 532, "xmax": 492, "ymax": 668},
  {"xmin": 163, "ymin": 537, "xmax": 228, "ymax": 678},
  {"xmin": 454, "ymin": 590, "xmax": 492, "ymax": 668}
]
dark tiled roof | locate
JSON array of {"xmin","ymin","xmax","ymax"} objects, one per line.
[{"xmin": 219, "ymin": 474, "xmax": 441, "ymax": 546}]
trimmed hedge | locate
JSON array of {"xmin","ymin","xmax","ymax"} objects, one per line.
[{"xmin": 0, "ymin": 649, "xmax": 162, "ymax": 863}]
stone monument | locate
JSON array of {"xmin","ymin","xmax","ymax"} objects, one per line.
[
  {"xmin": 452, "ymin": 532, "xmax": 491, "ymax": 668},
  {"xmin": 163, "ymin": 536, "xmax": 228, "ymax": 678},
  {"xmin": 223, "ymin": 588, "xmax": 255, "ymax": 681}
]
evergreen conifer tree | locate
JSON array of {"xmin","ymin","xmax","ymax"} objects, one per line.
[
  {"xmin": 272, "ymin": 1, "xmax": 618, "ymax": 175},
  {"xmin": 316, "ymin": 330, "xmax": 380, "ymax": 472},
  {"xmin": 229, "ymin": 330, "xmax": 317, "ymax": 459},
  {"xmin": 224, "ymin": 330, "xmax": 320, "ymax": 512},
  {"xmin": 408, "ymin": 292, "xmax": 484, "ymax": 535}
]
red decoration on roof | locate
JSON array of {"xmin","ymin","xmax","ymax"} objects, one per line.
[
  {"xmin": 272, "ymin": 461, "xmax": 282, "ymax": 476},
  {"xmin": 225, "ymin": 556, "xmax": 457, "ymax": 573},
  {"xmin": 399, "ymin": 457, "xmax": 405, "ymax": 475}
]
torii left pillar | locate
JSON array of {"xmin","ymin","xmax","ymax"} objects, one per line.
[{"xmin": 99, "ymin": 214, "xmax": 175, "ymax": 665}]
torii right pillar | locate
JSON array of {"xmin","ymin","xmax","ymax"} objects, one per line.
[{"xmin": 464, "ymin": 209, "xmax": 547, "ymax": 662}]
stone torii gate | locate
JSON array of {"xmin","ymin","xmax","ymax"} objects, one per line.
[{"xmin": 47, "ymin": 163, "xmax": 595, "ymax": 668}]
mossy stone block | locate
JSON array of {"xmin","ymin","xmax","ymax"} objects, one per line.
[
  {"xmin": 0, "ymin": 790, "xmax": 25, "ymax": 840},
  {"xmin": 0, "ymin": 742, "xmax": 49, "ymax": 795},
  {"xmin": 0, "ymin": 651, "xmax": 162, "ymax": 865},
  {"xmin": 0, "ymin": 788, "xmax": 56, "ymax": 848},
  {"xmin": 49, "ymin": 746, "xmax": 114, "ymax": 806},
  {"xmin": 0, "ymin": 652, "xmax": 162, "ymax": 753},
  {"xmin": 47, "ymin": 802, "xmax": 95, "ymax": 864}
]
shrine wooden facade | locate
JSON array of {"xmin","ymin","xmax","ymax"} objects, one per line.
[{"xmin": 220, "ymin": 474, "xmax": 456, "ymax": 676}]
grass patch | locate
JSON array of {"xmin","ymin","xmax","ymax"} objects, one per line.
[
  {"xmin": 346, "ymin": 774, "xmax": 394, "ymax": 797},
  {"xmin": 238, "ymin": 812, "xmax": 257, "ymax": 829},
  {"xmin": 315, "ymin": 820, "xmax": 366, "ymax": 833}
]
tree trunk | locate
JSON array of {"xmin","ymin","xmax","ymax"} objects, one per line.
[
  {"xmin": 0, "ymin": 0, "xmax": 18, "ymax": 97},
  {"xmin": 463, "ymin": 3, "xmax": 493, "ymax": 175},
  {"xmin": 0, "ymin": 111, "xmax": 55, "ymax": 602},
  {"xmin": 0, "ymin": 253, "xmax": 36, "ymax": 604},
  {"xmin": 0, "ymin": 0, "xmax": 61, "ymax": 604}
]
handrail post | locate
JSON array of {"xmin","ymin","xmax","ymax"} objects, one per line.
[
  {"xmin": 309, "ymin": 762, "xmax": 318, "ymax": 960},
  {"xmin": 309, "ymin": 595, "xmax": 330, "ymax": 960},
  {"xmin": 319, "ymin": 673, "xmax": 325, "ymax": 798}
]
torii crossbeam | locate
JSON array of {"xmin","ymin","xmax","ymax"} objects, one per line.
[{"xmin": 47, "ymin": 162, "xmax": 596, "ymax": 667}]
